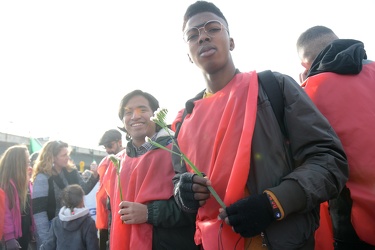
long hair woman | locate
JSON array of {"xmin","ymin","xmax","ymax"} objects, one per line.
[{"xmin": 0, "ymin": 145, "xmax": 34, "ymax": 250}]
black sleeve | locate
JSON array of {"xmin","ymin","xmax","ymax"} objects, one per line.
[{"xmin": 147, "ymin": 196, "xmax": 196, "ymax": 228}]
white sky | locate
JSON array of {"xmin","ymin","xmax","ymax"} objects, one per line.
[{"xmin": 1, "ymin": 0, "xmax": 374, "ymax": 150}]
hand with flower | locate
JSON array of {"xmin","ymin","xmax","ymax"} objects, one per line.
[
  {"xmin": 146, "ymin": 108, "xmax": 226, "ymax": 209},
  {"xmin": 109, "ymin": 155, "xmax": 123, "ymax": 201}
]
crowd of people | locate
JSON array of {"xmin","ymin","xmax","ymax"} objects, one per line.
[{"xmin": 1, "ymin": 1, "xmax": 374, "ymax": 250}]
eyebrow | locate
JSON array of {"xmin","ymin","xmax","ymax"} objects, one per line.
[
  {"xmin": 186, "ymin": 21, "xmax": 208, "ymax": 31},
  {"xmin": 193, "ymin": 22, "xmax": 207, "ymax": 29}
]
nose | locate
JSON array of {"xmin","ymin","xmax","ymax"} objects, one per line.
[
  {"xmin": 198, "ymin": 27, "xmax": 211, "ymax": 44},
  {"xmin": 131, "ymin": 108, "xmax": 141, "ymax": 119}
]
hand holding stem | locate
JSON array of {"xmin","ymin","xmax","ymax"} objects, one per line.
[{"xmin": 147, "ymin": 108, "xmax": 226, "ymax": 209}]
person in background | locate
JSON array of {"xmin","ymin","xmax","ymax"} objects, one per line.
[
  {"xmin": 29, "ymin": 152, "xmax": 39, "ymax": 169},
  {"xmin": 31, "ymin": 140, "xmax": 99, "ymax": 249},
  {"xmin": 99, "ymin": 129, "xmax": 123, "ymax": 155},
  {"xmin": 96, "ymin": 129, "xmax": 125, "ymax": 250},
  {"xmin": 29, "ymin": 152, "xmax": 39, "ymax": 180},
  {"xmin": 108, "ymin": 89, "xmax": 198, "ymax": 250},
  {"xmin": 82, "ymin": 160, "xmax": 99, "ymax": 221},
  {"xmin": 171, "ymin": 1, "xmax": 348, "ymax": 249},
  {"xmin": 40, "ymin": 184, "xmax": 99, "ymax": 250},
  {"xmin": 297, "ymin": 25, "xmax": 375, "ymax": 250},
  {"xmin": 0, "ymin": 145, "xmax": 35, "ymax": 250}
]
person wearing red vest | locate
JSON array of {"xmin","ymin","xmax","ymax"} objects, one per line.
[
  {"xmin": 96, "ymin": 129, "xmax": 124, "ymax": 250},
  {"xmin": 108, "ymin": 90, "xmax": 198, "ymax": 250},
  {"xmin": 171, "ymin": 2, "xmax": 349, "ymax": 249},
  {"xmin": 297, "ymin": 26, "xmax": 375, "ymax": 250}
]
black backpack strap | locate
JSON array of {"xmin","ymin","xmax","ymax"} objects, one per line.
[{"xmin": 257, "ymin": 70, "xmax": 287, "ymax": 137}]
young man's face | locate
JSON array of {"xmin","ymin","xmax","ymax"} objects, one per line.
[
  {"xmin": 184, "ymin": 12, "xmax": 233, "ymax": 74},
  {"xmin": 122, "ymin": 95, "xmax": 156, "ymax": 147}
]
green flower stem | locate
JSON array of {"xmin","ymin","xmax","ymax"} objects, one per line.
[
  {"xmin": 109, "ymin": 155, "xmax": 123, "ymax": 201},
  {"xmin": 109, "ymin": 155, "xmax": 125, "ymax": 224},
  {"xmin": 117, "ymin": 170, "xmax": 123, "ymax": 201},
  {"xmin": 148, "ymin": 139, "xmax": 226, "ymax": 209},
  {"xmin": 182, "ymin": 155, "xmax": 226, "ymax": 209},
  {"xmin": 148, "ymin": 141, "xmax": 179, "ymax": 156}
]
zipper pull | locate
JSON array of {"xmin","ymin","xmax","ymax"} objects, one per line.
[{"xmin": 261, "ymin": 232, "xmax": 267, "ymax": 247}]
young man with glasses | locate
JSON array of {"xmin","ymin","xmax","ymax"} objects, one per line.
[{"xmin": 171, "ymin": 1, "xmax": 349, "ymax": 249}]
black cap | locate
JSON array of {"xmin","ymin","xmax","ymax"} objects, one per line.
[{"xmin": 98, "ymin": 129, "xmax": 122, "ymax": 146}]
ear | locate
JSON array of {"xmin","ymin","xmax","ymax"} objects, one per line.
[
  {"xmin": 229, "ymin": 37, "xmax": 235, "ymax": 51},
  {"xmin": 187, "ymin": 54, "xmax": 193, "ymax": 63}
]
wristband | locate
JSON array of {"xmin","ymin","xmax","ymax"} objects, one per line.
[{"xmin": 265, "ymin": 192, "xmax": 282, "ymax": 220}]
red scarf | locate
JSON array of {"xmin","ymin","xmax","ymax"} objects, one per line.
[{"xmin": 178, "ymin": 71, "xmax": 258, "ymax": 249}]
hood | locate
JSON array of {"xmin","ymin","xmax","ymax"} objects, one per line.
[
  {"xmin": 307, "ymin": 39, "xmax": 367, "ymax": 78},
  {"xmin": 58, "ymin": 206, "xmax": 90, "ymax": 231}
]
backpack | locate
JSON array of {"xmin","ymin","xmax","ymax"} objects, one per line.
[{"xmin": 257, "ymin": 70, "xmax": 286, "ymax": 138}]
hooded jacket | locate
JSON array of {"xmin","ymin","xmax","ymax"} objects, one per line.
[
  {"xmin": 307, "ymin": 39, "xmax": 367, "ymax": 77},
  {"xmin": 303, "ymin": 39, "xmax": 375, "ymax": 246},
  {"xmin": 40, "ymin": 206, "xmax": 99, "ymax": 250}
]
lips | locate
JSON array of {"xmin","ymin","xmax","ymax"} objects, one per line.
[
  {"xmin": 131, "ymin": 123, "xmax": 144, "ymax": 127},
  {"xmin": 199, "ymin": 45, "xmax": 216, "ymax": 56}
]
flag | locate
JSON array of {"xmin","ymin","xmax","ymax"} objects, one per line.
[{"xmin": 29, "ymin": 137, "xmax": 42, "ymax": 154}]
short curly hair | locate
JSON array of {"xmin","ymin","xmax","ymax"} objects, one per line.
[{"xmin": 182, "ymin": 1, "xmax": 228, "ymax": 32}]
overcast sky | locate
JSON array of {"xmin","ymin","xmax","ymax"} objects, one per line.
[{"xmin": 1, "ymin": 0, "xmax": 374, "ymax": 150}]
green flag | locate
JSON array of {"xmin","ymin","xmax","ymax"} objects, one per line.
[{"xmin": 29, "ymin": 138, "xmax": 42, "ymax": 154}]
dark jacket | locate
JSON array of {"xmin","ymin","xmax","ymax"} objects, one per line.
[{"xmin": 173, "ymin": 71, "xmax": 348, "ymax": 249}]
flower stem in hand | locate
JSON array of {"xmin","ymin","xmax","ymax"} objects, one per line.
[
  {"xmin": 109, "ymin": 155, "xmax": 125, "ymax": 224},
  {"xmin": 109, "ymin": 155, "xmax": 123, "ymax": 201},
  {"xmin": 147, "ymin": 108, "xmax": 226, "ymax": 210}
]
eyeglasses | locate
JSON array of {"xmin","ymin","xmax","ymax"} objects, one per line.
[
  {"xmin": 104, "ymin": 141, "xmax": 116, "ymax": 149},
  {"xmin": 183, "ymin": 20, "xmax": 228, "ymax": 44}
]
